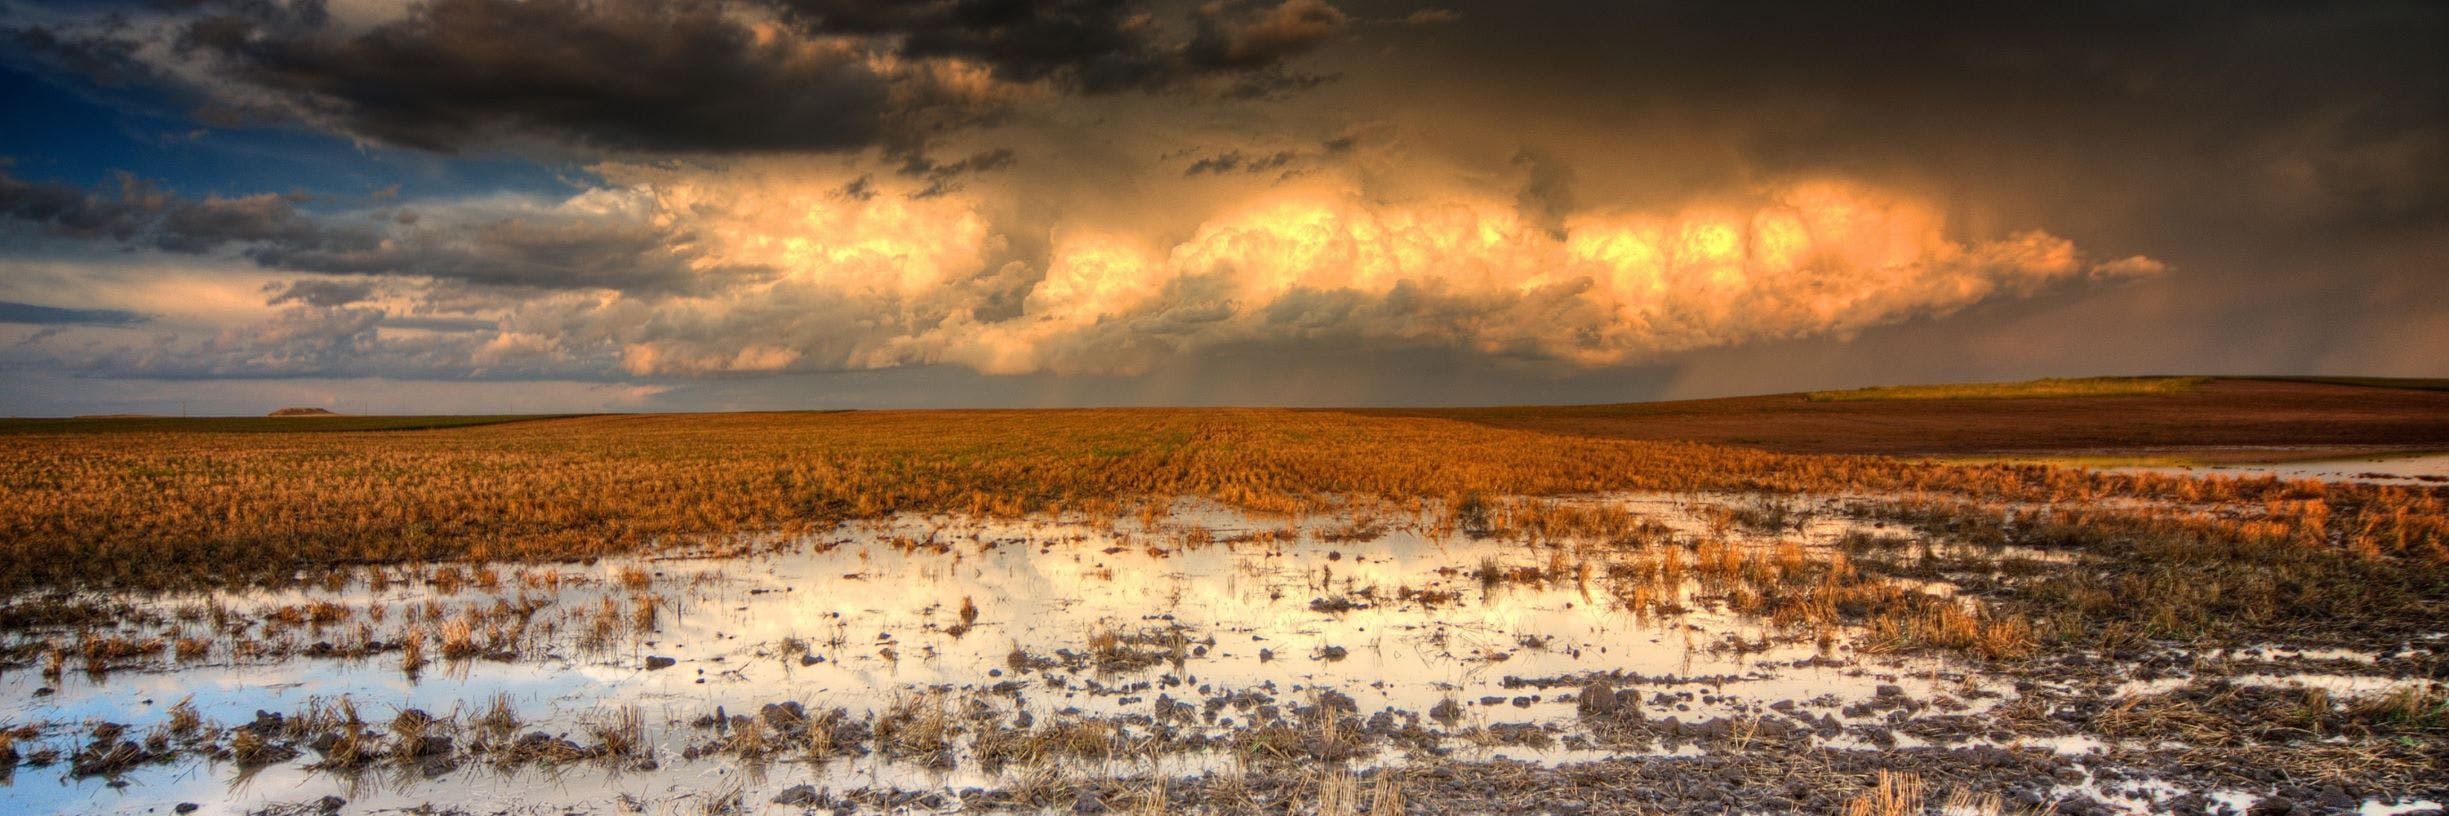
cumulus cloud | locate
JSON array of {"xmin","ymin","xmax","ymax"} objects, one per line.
[
  {"xmin": 1, "ymin": 163, "xmax": 2163, "ymax": 383},
  {"xmin": 7, "ymin": 0, "xmax": 1355, "ymax": 155},
  {"xmin": 1, "ymin": 168, "xmax": 166, "ymax": 241},
  {"xmin": 919, "ymin": 182, "xmax": 2162, "ymax": 374},
  {"xmin": 0, "ymin": 168, "xmax": 759, "ymax": 294},
  {"xmin": 566, "ymin": 173, "xmax": 2166, "ymax": 377},
  {"xmin": 0, "ymin": 0, "xmax": 2435, "ymax": 413}
]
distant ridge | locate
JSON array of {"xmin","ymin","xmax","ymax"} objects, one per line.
[
  {"xmin": 268, "ymin": 407, "xmax": 341, "ymax": 417},
  {"xmin": 1360, "ymin": 376, "xmax": 2449, "ymax": 457},
  {"xmin": 1803, "ymin": 376, "xmax": 2209, "ymax": 402}
]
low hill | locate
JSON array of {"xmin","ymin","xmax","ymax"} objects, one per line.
[
  {"xmin": 268, "ymin": 407, "xmax": 340, "ymax": 417},
  {"xmin": 0, "ymin": 415, "xmax": 575, "ymax": 434},
  {"xmin": 1366, "ymin": 376, "xmax": 2449, "ymax": 458}
]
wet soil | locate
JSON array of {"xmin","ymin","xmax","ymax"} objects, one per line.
[{"xmin": 0, "ymin": 493, "xmax": 2440, "ymax": 815}]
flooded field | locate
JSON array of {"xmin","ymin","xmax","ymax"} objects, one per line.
[
  {"xmin": 2, "ymin": 491, "xmax": 2441, "ymax": 815},
  {"xmin": 2111, "ymin": 451, "xmax": 2449, "ymax": 488}
]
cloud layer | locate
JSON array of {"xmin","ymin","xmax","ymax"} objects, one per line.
[
  {"xmin": 606, "ymin": 175, "xmax": 2160, "ymax": 377},
  {"xmin": 1, "ymin": 163, "xmax": 2158, "ymax": 382},
  {"xmin": 10, "ymin": 0, "xmax": 1353, "ymax": 154},
  {"xmin": 0, "ymin": 0, "xmax": 2437, "ymax": 414}
]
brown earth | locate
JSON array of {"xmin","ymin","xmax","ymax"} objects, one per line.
[{"xmin": 1360, "ymin": 378, "xmax": 2449, "ymax": 457}]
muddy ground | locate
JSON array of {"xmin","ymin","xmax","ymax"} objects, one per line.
[{"xmin": 1, "ymin": 492, "xmax": 2442, "ymax": 815}]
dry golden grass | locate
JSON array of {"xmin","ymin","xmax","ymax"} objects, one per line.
[
  {"xmin": 0, "ymin": 409, "xmax": 2439, "ymax": 598},
  {"xmin": 587, "ymin": 705, "xmax": 647, "ymax": 759},
  {"xmin": 1841, "ymin": 769, "xmax": 1925, "ymax": 816}
]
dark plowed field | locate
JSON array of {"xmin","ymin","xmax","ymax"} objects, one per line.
[{"xmin": 1365, "ymin": 378, "xmax": 2449, "ymax": 456}]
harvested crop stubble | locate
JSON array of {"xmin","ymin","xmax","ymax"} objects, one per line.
[{"xmin": 0, "ymin": 410, "xmax": 2440, "ymax": 592}]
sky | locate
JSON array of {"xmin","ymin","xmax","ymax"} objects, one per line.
[{"xmin": 0, "ymin": 1, "xmax": 2442, "ymax": 415}]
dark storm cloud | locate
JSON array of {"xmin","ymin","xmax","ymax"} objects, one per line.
[
  {"xmin": 1398, "ymin": 1, "xmax": 2446, "ymax": 232},
  {"xmin": 1509, "ymin": 148, "xmax": 1571, "ymax": 240},
  {"xmin": 1, "ymin": 0, "xmax": 2440, "ymax": 411},
  {"xmin": 1183, "ymin": 148, "xmax": 1298, "ymax": 176},
  {"xmin": 9, "ymin": 22, "xmax": 153, "ymax": 88},
  {"xmin": 9, "ymin": 0, "xmax": 1354, "ymax": 155},
  {"xmin": 153, "ymin": 191, "xmax": 336, "ymax": 253},
  {"xmin": 781, "ymin": 0, "xmax": 1347, "ymax": 90},
  {"xmin": 0, "ymin": 167, "xmax": 161, "ymax": 240},
  {"xmin": 254, "ymin": 213, "xmax": 750, "ymax": 293},
  {"xmin": 835, "ymin": 174, "xmax": 879, "ymax": 201},
  {"xmin": 1185, "ymin": 0, "xmax": 1347, "ymax": 70},
  {"xmin": 1183, "ymin": 152, "xmax": 1237, "ymax": 176},
  {"xmin": 895, "ymin": 147, "xmax": 1019, "ymax": 197},
  {"xmin": 1, "ymin": 168, "xmax": 371, "ymax": 252},
  {"xmin": 0, "ymin": 300, "xmax": 149, "ymax": 326},
  {"xmin": 155, "ymin": 0, "xmax": 915, "ymax": 153},
  {"xmin": 0, "ymin": 167, "xmax": 745, "ymax": 293},
  {"xmin": 1282, "ymin": 2, "xmax": 2447, "ymax": 391}
]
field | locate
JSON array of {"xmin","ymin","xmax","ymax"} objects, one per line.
[
  {"xmin": 1373, "ymin": 376, "xmax": 2449, "ymax": 457},
  {"xmin": 0, "ymin": 415, "xmax": 570, "ymax": 436},
  {"xmin": 0, "ymin": 380, "xmax": 2443, "ymax": 815},
  {"xmin": 1801, "ymin": 376, "xmax": 2213, "ymax": 402}
]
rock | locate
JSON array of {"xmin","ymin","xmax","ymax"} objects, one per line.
[
  {"xmin": 2246, "ymin": 797, "xmax": 2295, "ymax": 816},
  {"xmin": 644, "ymin": 656, "xmax": 677, "ymax": 670},
  {"xmin": 316, "ymin": 795, "xmax": 347, "ymax": 813},
  {"xmin": 773, "ymin": 784, "xmax": 821, "ymax": 806},
  {"xmin": 760, "ymin": 702, "xmax": 806, "ymax": 725},
  {"xmin": 1577, "ymin": 682, "xmax": 1620, "ymax": 717},
  {"xmin": 308, "ymin": 732, "xmax": 341, "ymax": 755},
  {"xmin": 175, "ymin": 805, "xmax": 199, "ymax": 814}
]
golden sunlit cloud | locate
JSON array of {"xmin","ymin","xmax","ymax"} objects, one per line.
[
  {"xmin": 0, "ymin": 163, "xmax": 2159, "ymax": 385},
  {"xmin": 594, "ymin": 170, "xmax": 2160, "ymax": 376}
]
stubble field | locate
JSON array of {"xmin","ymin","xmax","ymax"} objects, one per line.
[{"xmin": 0, "ymin": 379, "xmax": 2442, "ymax": 815}]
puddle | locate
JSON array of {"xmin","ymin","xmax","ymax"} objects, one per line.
[
  {"xmin": 0, "ymin": 494, "xmax": 1996, "ymax": 815},
  {"xmin": 0, "ymin": 492, "xmax": 2434, "ymax": 815},
  {"xmin": 2110, "ymin": 451, "xmax": 2449, "ymax": 487}
]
